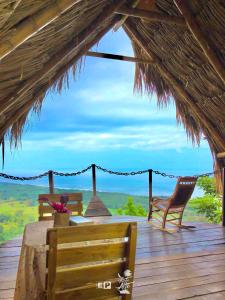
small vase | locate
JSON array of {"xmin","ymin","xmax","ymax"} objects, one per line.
[{"xmin": 54, "ymin": 212, "xmax": 70, "ymax": 227}]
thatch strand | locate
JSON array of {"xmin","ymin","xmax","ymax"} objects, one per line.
[
  {"xmin": 0, "ymin": 0, "xmax": 224, "ymax": 189},
  {"xmin": 0, "ymin": 0, "xmax": 22, "ymax": 29},
  {"xmin": 125, "ymin": 20, "xmax": 225, "ymax": 150},
  {"xmin": 0, "ymin": 0, "xmax": 81, "ymax": 61},
  {"xmin": 0, "ymin": 0, "xmax": 126, "ymax": 117},
  {"xmin": 174, "ymin": 0, "xmax": 225, "ymax": 85},
  {"xmin": 2, "ymin": 16, "xmax": 120, "ymax": 145}
]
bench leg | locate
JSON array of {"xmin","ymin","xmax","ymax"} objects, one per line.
[
  {"xmin": 148, "ymin": 202, "xmax": 153, "ymax": 221},
  {"xmin": 162, "ymin": 209, "xmax": 169, "ymax": 229}
]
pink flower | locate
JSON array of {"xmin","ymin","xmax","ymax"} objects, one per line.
[{"xmin": 48, "ymin": 201, "xmax": 71, "ymax": 214}]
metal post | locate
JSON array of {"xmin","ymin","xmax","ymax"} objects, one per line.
[
  {"xmin": 92, "ymin": 164, "xmax": 97, "ymax": 197},
  {"xmin": 223, "ymin": 168, "xmax": 225, "ymax": 226},
  {"xmin": 148, "ymin": 169, "xmax": 153, "ymax": 221},
  {"xmin": 48, "ymin": 170, "xmax": 54, "ymax": 194}
]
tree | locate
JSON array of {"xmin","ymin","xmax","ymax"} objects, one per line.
[
  {"xmin": 189, "ymin": 177, "xmax": 222, "ymax": 224},
  {"xmin": 197, "ymin": 177, "xmax": 217, "ymax": 196},
  {"xmin": 117, "ymin": 197, "xmax": 147, "ymax": 217},
  {"xmin": 0, "ymin": 201, "xmax": 38, "ymax": 243}
]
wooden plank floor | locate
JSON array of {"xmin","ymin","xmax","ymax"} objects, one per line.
[{"xmin": 1, "ymin": 222, "xmax": 225, "ymax": 299}]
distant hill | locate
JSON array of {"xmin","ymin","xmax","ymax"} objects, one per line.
[{"xmin": 0, "ymin": 182, "xmax": 149, "ymax": 209}]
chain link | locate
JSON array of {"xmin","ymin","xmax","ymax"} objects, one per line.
[
  {"xmin": 53, "ymin": 165, "xmax": 92, "ymax": 176},
  {"xmin": 0, "ymin": 171, "xmax": 49, "ymax": 181},
  {"xmin": 0, "ymin": 164, "xmax": 217, "ymax": 181},
  {"xmin": 95, "ymin": 165, "xmax": 149, "ymax": 176},
  {"xmin": 152, "ymin": 170, "xmax": 178, "ymax": 178},
  {"xmin": 195, "ymin": 171, "xmax": 218, "ymax": 178},
  {"xmin": 152, "ymin": 170, "xmax": 217, "ymax": 179},
  {"xmin": 96, "ymin": 165, "xmax": 216, "ymax": 178}
]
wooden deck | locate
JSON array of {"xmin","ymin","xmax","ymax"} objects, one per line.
[{"xmin": 1, "ymin": 222, "xmax": 225, "ymax": 299}]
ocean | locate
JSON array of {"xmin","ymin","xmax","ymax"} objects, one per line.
[
  {"xmin": 2, "ymin": 148, "xmax": 212, "ymax": 197},
  {"xmin": 0, "ymin": 167, "xmax": 205, "ymax": 197}
]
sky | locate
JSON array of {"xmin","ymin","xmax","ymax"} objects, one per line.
[{"xmin": 3, "ymin": 28, "xmax": 213, "ymax": 191}]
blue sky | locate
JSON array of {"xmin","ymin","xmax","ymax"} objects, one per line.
[{"xmin": 4, "ymin": 28, "xmax": 212, "ymax": 180}]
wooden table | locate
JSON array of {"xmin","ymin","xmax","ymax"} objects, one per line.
[{"xmin": 14, "ymin": 216, "xmax": 143, "ymax": 300}]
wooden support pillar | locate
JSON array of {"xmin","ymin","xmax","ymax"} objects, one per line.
[
  {"xmin": 223, "ymin": 168, "xmax": 225, "ymax": 226},
  {"xmin": 92, "ymin": 164, "xmax": 97, "ymax": 197},
  {"xmin": 148, "ymin": 169, "xmax": 153, "ymax": 221},
  {"xmin": 48, "ymin": 170, "xmax": 54, "ymax": 194}
]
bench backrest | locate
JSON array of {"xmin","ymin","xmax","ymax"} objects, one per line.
[
  {"xmin": 46, "ymin": 221, "xmax": 137, "ymax": 299},
  {"xmin": 169, "ymin": 177, "xmax": 197, "ymax": 208},
  {"xmin": 38, "ymin": 193, "xmax": 82, "ymax": 221}
]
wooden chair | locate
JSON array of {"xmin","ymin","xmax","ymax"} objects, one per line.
[
  {"xmin": 46, "ymin": 222, "xmax": 137, "ymax": 300},
  {"xmin": 148, "ymin": 177, "xmax": 197, "ymax": 230},
  {"xmin": 38, "ymin": 193, "xmax": 83, "ymax": 221}
]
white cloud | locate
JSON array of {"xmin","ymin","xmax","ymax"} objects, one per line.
[
  {"xmin": 73, "ymin": 80, "xmax": 176, "ymax": 121},
  {"xmin": 21, "ymin": 124, "xmax": 208, "ymax": 152}
]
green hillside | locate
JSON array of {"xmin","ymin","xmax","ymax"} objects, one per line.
[
  {"xmin": 0, "ymin": 181, "xmax": 208, "ymax": 244},
  {"xmin": 0, "ymin": 182, "xmax": 149, "ymax": 209}
]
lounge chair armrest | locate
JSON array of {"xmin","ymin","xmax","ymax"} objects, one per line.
[{"xmin": 152, "ymin": 197, "xmax": 165, "ymax": 202}]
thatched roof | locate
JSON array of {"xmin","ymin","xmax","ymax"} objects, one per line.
[{"xmin": 0, "ymin": 0, "xmax": 224, "ymax": 179}]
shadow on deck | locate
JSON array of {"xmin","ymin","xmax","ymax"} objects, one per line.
[{"xmin": 1, "ymin": 221, "xmax": 225, "ymax": 299}]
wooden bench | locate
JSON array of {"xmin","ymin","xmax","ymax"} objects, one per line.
[
  {"xmin": 38, "ymin": 193, "xmax": 83, "ymax": 221},
  {"xmin": 46, "ymin": 222, "xmax": 137, "ymax": 299}
]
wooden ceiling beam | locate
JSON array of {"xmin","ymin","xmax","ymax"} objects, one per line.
[
  {"xmin": 124, "ymin": 21, "xmax": 225, "ymax": 150},
  {"xmin": 0, "ymin": 0, "xmax": 126, "ymax": 116},
  {"xmin": 116, "ymin": 6, "xmax": 186, "ymax": 26},
  {"xmin": 217, "ymin": 152, "xmax": 225, "ymax": 159},
  {"xmin": 0, "ymin": 0, "xmax": 81, "ymax": 62},
  {"xmin": 86, "ymin": 51, "xmax": 153, "ymax": 64},
  {"xmin": 174, "ymin": 0, "xmax": 225, "ymax": 85},
  {"xmin": 113, "ymin": 0, "xmax": 140, "ymax": 31}
]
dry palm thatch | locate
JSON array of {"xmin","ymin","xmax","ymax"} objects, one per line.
[
  {"xmin": 124, "ymin": 0, "xmax": 225, "ymax": 187},
  {"xmin": 0, "ymin": 0, "xmax": 224, "ymax": 187}
]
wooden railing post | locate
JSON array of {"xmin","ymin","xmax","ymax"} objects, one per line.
[
  {"xmin": 85, "ymin": 164, "xmax": 111, "ymax": 217},
  {"xmin": 223, "ymin": 168, "xmax": 225, "ymax": 226},
  {"xmin": 48, "ymin": 170, "xmax": 54, "ymax": 194},
  {"xmin": 92, "ymin": 164, "xmax": 97, "ymax": 197},
  {"xmin": 148, "ymin": 169, "xmax": 153, "ymax": 221}
]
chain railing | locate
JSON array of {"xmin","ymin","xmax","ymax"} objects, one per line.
[
  {"xmin": 52, "ymin": 165, "xmax": 92, "ymax": 177},
  {"xmin": 95, "ymin": 165, "xmax": 149, "ymax": 176},
  {"xmin": 0, "ymin": 164, "xmax": 217, "ymax": 182},
  {"xmin": 0, "ymin": 163, "xmax": 222, "ymax": 224},
  {"xmin": 0, "ymin": 171, "xmax": 49, "ymax": 181},
  {"xmin": 0, "ymin": 163, "xmax": 218, "ymax": 196},
  {"xmin": 0, "ymin": 162, "xmax": 221, "ymax": 222}
]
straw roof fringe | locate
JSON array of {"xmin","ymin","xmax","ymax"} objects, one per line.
[{"xmin": 0, "ymin": 0, "xmax": 224, "ymax": 187}]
